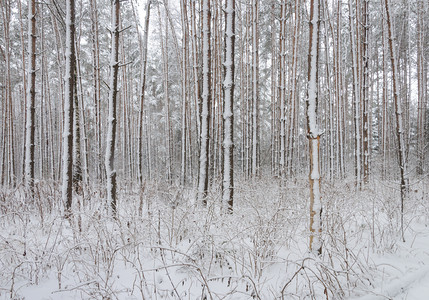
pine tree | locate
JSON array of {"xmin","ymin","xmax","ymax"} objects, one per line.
[
  {"xmin": 62, "ymin": 0, "xmax": 76, "ymax": 216},
  {"xmin": 106, "ymin": 0, "xmax": 120, "ymax": 215},
  {"xmin": 222, "ymin": 0, "xmax": 235, "ymax": 213},
  {"xmin": 198, "ymin": 0, "xmax": 211, "ymax": 205}
]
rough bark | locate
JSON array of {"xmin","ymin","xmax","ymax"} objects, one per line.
[
  {"xmin": 384, "ymin": 0, "xmax": 409, "ymax": 242},
  {"xmin": 198, "ymin": 0, "xmax": 211, "ymax": 205},
  {"xmin": 62, "ymin": 0, "xmax": 76, "ymax": 216},
  {"xmin": 25, "ymin": 0, "xmax": 37, "ymax": 196},
  {"xmin": 137, "ymin": 0, "xmax": 151, "ymax": 185},
  {"xmin": 307, "ymin": 0, "xmax": 322, "ymax": 255},
  {"xmin": 106, "ymin": 0, "xmax": 120, "ymax": 214},
  {"xmin": 222, "ymin": 0, "xmax": 235, "ymax": 213}
]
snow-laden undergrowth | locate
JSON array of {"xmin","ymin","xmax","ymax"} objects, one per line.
[{"xmin": 0, "ymin": 178, "xmax": 428, "ymax": 299}]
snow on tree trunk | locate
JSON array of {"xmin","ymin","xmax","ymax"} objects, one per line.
[
  {"xmin": 307, "ymin": 0, "xmax": 322, "ymax": 255},
  {"xmin": 158, "ymin": 5, "xmax": 172, "ymax": 184},
  {"xmin": 180, "ymin": 0, "xmax": 188, "ymax": 186},
  {"xmin": 222, "ymin": 0, "xmax": 235, "ymax": 213},
  {"xmin": 362, "ymin": 0, "xmax": 370, "ymax": 184},
  {"xmin": 137, "ymin": 0, "xmax": 151, "ymax": 186},
  {"xmin": 287, "ymin": 0, "xmax": 300, "ymax": 178},
  {"xmin": 416, "ymin": 0, "xmax": 426, "ymax": 176},
  {"xmin": 106, "ymin": 0, "xmax": 120, "ymax": 215},
  {"xmin": 278, "ymin": 1, "xmax": 286, "ymax": 177},
  {"xmin": 2, "ymin": 2, "xmax": 16, "ymax": 188},
  {"xmin": 384, "ymin": 0, "xmax": 409, "ymax": 242},
  {"xmin": 62, "ymin": 0, "xmax": 75, "ymax": 216},
  {"xmin": 348, "ymin": 0, "xmax": 361, "ymax": 188},
  {"xmin": 73, "ymin": 63, "xmax": 82, "ymax": 193},
  {"xmin": 90, "ymin": 0, "xmax": 103, "ymax": 183},
  {"xmin": 25, "ymin": 0, "xmax": 36, "ymax": 196},
  {"xmin": 251, "ymin": 0, "xmax": 259, "ymax": 177},
  {"xmin": 198, "ymin": 0, "xmax": 211, "ymax": 205}
]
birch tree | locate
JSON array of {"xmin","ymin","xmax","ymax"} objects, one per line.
[
  {"xmin": 223, "ymin": 0, "xmax": 235, "ymax": 213},
  {"xmin": 106, "ymin": 0, "xmax": 120, "ymax": 214},
  {"xmin": 307, "ymin": 0, "xmax": 322, "ymax": 254},
  {"xmin": 198, "ymin": 0, "xmax": 211, "ymax": 205},
  {"xmin": 62, "ymin": 0, "xmax": 76, "ymax": 215},
  {"xmin": 25, "ymin": 0, "xmax": 36, "ymax": 195}
]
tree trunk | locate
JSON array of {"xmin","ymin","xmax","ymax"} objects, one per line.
[
  {"xmin": 278, "ymin": 1, "xmax": 286, "ymax": 178},
  {"xmin": 348, "ymin": 0, "xmax": 361, "ymax": 188},
  {"xmin": 222, "ymin": 0, "xmax": 235, "ymax": 213},
  {"xmin": 158, "ymin": 5, "xmax": 172, "ymax": 184},
  {"xmin": 307, "ymin": 0, "xmax": 322, "ymax": 255},
  {"xmin": 25, "ymin": 0, "xmax": 37, "ymax": 196},
  {"xmin": 62, "ymin": 0, "xmax": 76, "ymax": 216},
  {"xmin": 251, "ymin": 0, "xmax": 259, "ymax": 177},
  {"xmin": 106, "ymin": 0, "xmax": 120, "ymax": 215},
  {"xmin": 384, "ymin": 0, "xmax": 409, "ymax": 242},
  {"xmin": 416, "ymin": 0, "xmax": 426, "ymax": 175},
  {"xmin": 198, "ymin": 0, "xmax": 211, "ymax": 205},
  {"xmin": 137, "ymin": 0, "xmax": 151, "ymax": 185},
  {"xmin": 180, "ymin": 0, "xmax": 189, "ymax": 186},
  {"xmin": 362, "ymin": 0, "xmax": 370, "ymax": 184}
]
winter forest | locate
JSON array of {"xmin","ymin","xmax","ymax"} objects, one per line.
[{"xmin": 0, "ymin": 0, "xmax": 429, "ymax": 298}]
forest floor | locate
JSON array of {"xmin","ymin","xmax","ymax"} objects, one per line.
[{"xmin": 0, "ymin": 177, "xmax": 428, "ymax": 299}]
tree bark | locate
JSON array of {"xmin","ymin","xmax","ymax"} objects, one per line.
[
  {"xmin": 222, "ymin": 0, "xmax": 235, "ymax": 213},
  {"xmin": 62, "ymin": 0, "xmax": 76, "ymax": 216},
  {"xmin": 307, "ymin": 0, "xmax": 322, "ymax": 255},
  {"xmin": 137, "ymin": 0, "xmax": 151, "ymax": 186},
  {"xmin": 198, "ymin": 0, "xmax": 211, "ymax": 205},
  {"xmin": 106, "ymin": 0, "xmax": 120, "ymax": 215},
  {"xmin": 25, "ymin": 0, "xmax": 37, "ymax": 196},
  {"xmin": 384, "ymin": 0, "xmax": 409, "ymax": 242}
]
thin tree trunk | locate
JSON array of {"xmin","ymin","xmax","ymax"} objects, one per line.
[
  {"xmin": 362, "ymin": 0, "xmax": 370, "ymax": 184},
  {"xmin": 106, "ymin": 0, "xmax": 120, "ymax": 214},
  {"xmin": 251, "ymin": 0, "xmax": 259, "ymax": 177},
  {"xmin": 198, "ymin": 0, "xmax": 211, "ymax": 204},
  {"xmin": 287, "ymin": 0, "xmax": 301, "ymax": 178},
  {"xmin": 416, "ymin": 0, "xmax": 425, "ymax": 175},
  {"xmin": 25, "ymin": 0, "xmax": 37, "ymax": 196},
  {"xmin": 269, "ymin": 1, "xmax": 277, "ymax": 176},
  {"xmin": 307, "ymin": 0, "xmax": 322, "ymax": 255},
  {"xmin": 278, "ymin": 1, "xmax": 286, "ymax": 178},
  {"xmin": 222, "ymin": 0, "xmax": 235, "ymax": 213},
  {"xmin": 62, "ymin": 0, "xmax": 76, "ymax": 216},
  {"xmin": 137, "ymin": 0, "xmax": 151, "ymax": 185},
  {"xmin": 384, "ymin": 0, "xmax": 409, "ymax": 242},
  {"xmin": 180, "ymin": 0, "xmax": 189, "ymax": 186},
  {"xmin": 348, "ymin": 0, "xmax": 361, "ymax": 188},
  {"xmin": 336, "ymin": 0, "xmax": 345, "ymax": 178},
  {"xmin": 90, "ymin": 0, "xmax": 102, "ymax": 183},
  {"xmin": 73, "ymin": 62, "xmax": 82, "ymax": 193},
  {"xmin": 190, "ymin": 0, "xmax": 201, "ymax": 148},
  {"xmin": 17, "ymin": 0, "xmax": 27, "ymax": 183},
  {"xmin": 158, "ymin": 5, "xmax": 172, "ymax": 183}
]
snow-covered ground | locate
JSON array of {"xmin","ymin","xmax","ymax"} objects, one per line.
[{"xmin": 1, "ymin": 178, "xmax": 428, "ymax": 299}]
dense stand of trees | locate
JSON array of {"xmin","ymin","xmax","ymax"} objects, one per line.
[{"xmin": 0, "ymin": 0, "xmax": 428, "ymax": 249}]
